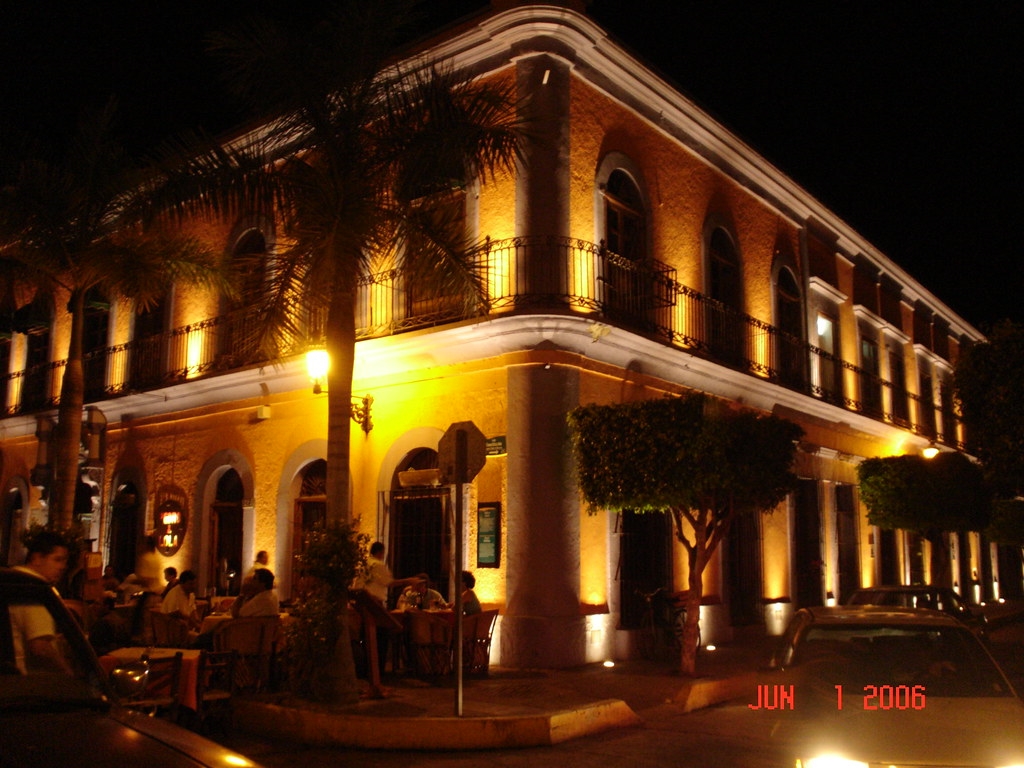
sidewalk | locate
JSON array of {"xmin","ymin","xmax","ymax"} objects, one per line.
[
  {"xmin": 233, "ymin": 631, "xmax": 778, "ymax": 751},
  {"xmin": 233, "ymin": 600, "xmax": 1024, "ymax": 751}
]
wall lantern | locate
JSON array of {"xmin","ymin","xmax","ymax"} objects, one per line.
[
  {"xmin": 922, "ymin": 441, "xmax": 939, "ymax": 459},
  {"xmin": 305, "ymin": 347, "xmax": 374, "ymax": 433}
]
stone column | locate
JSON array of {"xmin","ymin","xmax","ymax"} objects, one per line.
[{"xmin": 500, "ymin": 361, "xmax": 586, "ymax": 667}]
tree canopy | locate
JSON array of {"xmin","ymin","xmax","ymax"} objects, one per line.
[
  {"xmin": 151, "ymin": 0, "xmax": 522, "ymax": 529},
  {"xmin": 857, "ymin": 452, "xmax": 990, "ymax": 535},
  {"xmin": 954, "ymin": 320, "xmax": 1024, "ymax": 497},
  {"xmin": 568, "ymin": 393, "xmax": 802, "ymax": 674}
]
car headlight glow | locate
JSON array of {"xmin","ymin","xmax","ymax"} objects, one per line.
[{"xmin": 798, "ymin": 757, "xmax": 869, "ymax": 768}]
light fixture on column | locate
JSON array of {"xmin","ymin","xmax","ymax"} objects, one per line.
[
  {"xmin": 306, "ymin": 347, "xmax": 330, "ymax": 395},
  {"xmin": 305, "ymin": 347, "xmax": 373, "ymax": 432}
]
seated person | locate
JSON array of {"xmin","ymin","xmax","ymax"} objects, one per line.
[
  {"xmin": 89, "ymin": 596, "xmax": 131, "ymax": 655},
  {"xmin": 101, "ymin": 565, "xmax": 121, "ymax": 596},
  {"xmin": 161, "ymin": 569, "xmax": 201, "ymax": 635},
  {"xmin": 231, "ymin": 568, "xmax": 280, "ymax": 618},
  {"xmin": 160, "ymin": 567, "xmax": 179, "ymax": 599},
  {"xmin": 397, "ymin": 574, "xmax": 447, "ymax": 611},
  {"xmin": 461, "ymin": 570, "xmax": 482, "ymax": 615}
]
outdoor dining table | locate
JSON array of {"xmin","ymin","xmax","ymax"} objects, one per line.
[{"xmin": 98, "ymin": 646, "xmax": 203, "ymax": 710}]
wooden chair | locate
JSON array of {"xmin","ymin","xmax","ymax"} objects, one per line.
[
  {"xmin": 405, "ymin": 611, "xmax": 453, "ymax": 676},
  {"xmin": 462, "ymin": 609, "xmax": 498, "ymax": 676},
  {"xmin": 122, "ymin": 652, "xmax": 183, "ymax": 720},
  {"xmin": 149, "ymin": 610, "xmax": 190, "ymax": 648},
  {"xmin": 193, "ymin": 650, "xmax": 237, "ymax": 734},
  {"xmin": 213, "ymin": 616, "xmax": 279, "ymax": 692}
]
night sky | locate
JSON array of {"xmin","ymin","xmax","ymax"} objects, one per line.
[{"xmin": 2, "ymin": 1, "xmax": 1020, "ymax": 330}]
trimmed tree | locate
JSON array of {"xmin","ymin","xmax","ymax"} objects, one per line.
[
  {"xmin": 857, "ymin": 452, "xmax": 990, "ymax": 584},
  {"xmin": 567, "ymin": 393, "xmax": 802, "ymax": 676}
]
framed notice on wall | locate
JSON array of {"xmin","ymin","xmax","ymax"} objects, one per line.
[{"xmin": 477, "ymin": 503, "xmax": 501, "ymax": 568}]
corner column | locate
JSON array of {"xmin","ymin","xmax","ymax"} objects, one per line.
[{"xmin": 500, "ymin": 361, "xmax": 585, "ymax": 667}]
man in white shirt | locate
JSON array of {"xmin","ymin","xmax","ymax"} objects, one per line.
[
  {"xmin": 12, "ymin": 529, "xmax": 72, "ymax": 674},
  {"xmin": 231, "ymin": 568, "xmax": 280, "ymax": 618},
  {"xmin": 161, "ymin": 569, "xmax": 200, "ymax": 632}
]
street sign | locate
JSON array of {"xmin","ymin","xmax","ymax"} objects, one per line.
[{"xmin": 437, "ymin": 421, "xmax": 487, "ymax": 484}]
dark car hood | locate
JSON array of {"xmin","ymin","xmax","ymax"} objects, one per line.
[{"xmin": 0, "ymin": 707, "xmax": 256, "ymax": 768}]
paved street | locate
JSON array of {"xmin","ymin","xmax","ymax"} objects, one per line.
[{"xmin": 215, "ymin": 613, "xmax": 1024, "ymax": 768}]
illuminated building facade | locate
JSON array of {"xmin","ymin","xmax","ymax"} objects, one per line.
[{"xmin": 1, "ymin": 2, "xmax": 1013, "ymax": 666}]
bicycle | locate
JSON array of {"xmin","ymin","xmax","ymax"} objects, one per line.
[{"xmin": 637, "ymin": 587, "xmax": 701, "ymax": 661}]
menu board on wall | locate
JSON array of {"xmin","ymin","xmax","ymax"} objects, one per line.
[{"xmin": 477, "ymin": 503, "xmax": 500, "ymax": 568}]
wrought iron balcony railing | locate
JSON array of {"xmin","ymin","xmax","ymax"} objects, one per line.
[{"xmin": 0, "ymin": 236, "xmax": 958, "ymax": 446}]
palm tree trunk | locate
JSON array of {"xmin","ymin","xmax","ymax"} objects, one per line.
[
  {"xmin": 325, "ymin": 286, "xmax": 357, "ymax": 525},
  {"xmin": 52, "ymin": 289, "xmax": 86, "ymax": 528}
]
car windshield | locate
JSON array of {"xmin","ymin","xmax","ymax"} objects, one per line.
[
  {"xmin": 1, "ymin": 592, "xmax": 109, "ymax": 709},
  {"xmin": 792, "ymin": 623, "xmax": 1013, "ymax": 698}
]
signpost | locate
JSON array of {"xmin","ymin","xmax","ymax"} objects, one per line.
[{"xmin": 437, "ymin": 421, "xmax": 486, "ymax": 716}]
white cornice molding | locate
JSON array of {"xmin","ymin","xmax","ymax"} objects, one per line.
[
  {"xmin": 417, "ymin": 4, "xmax": 982, "ymax": 341},
  {"xmin": 808, "ymin": 276, "xmax": 848, "ymax": 305}
]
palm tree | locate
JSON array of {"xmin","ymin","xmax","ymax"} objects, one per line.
[
  {"xmin": 159, "ymin": 0, "xmax": 521, "ymax": 527},
  {"xmin": 0, "ymin": 102, "xmax": 227, "ymax": 529}
]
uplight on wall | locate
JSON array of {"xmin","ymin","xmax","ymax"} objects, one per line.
[{"xmin": 922, "ymin": 441, "xmax": 939, "ymax": 459}]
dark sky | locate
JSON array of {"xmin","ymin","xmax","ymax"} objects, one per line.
[{"xmin": 2, "ymin": 1, "xmax": 1020, "ymax": 331}]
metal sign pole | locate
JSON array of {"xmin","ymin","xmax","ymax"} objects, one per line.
[{"xmin": 454, "ymin": 428, "xmax": 466, "ymax": 717}]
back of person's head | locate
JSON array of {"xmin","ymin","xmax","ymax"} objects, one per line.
[
  {"xmin": 462, "ymin": 570, "xmax": 476, "ymax": 589},
  {"xmin": 178, "ymin": 569, "xmax": 197, "ymax": 584},
  {"xmin": 370, "ymin": 541, "xmax": 385, "ymax": 557},
  {"xmin": 254, "ymin": 568, "xmax": 275, "ymax": 590},
  {"xmin": 164, "ymin": 567, "xmax": 177, "ymax": 580},
  {"xmin": 24, "ymin": 529, "xmax": 68, "ymax": 560},
  {"xmin": 256, "ymin": 550, "xmax": 269, "ymax": 564}
]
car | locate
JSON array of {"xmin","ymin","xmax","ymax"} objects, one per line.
[
  {"xmin": 765, "ymin": 606, "xmax": 1024, "ymax": 768},
  {"xmin": 846, "ymin": 584, "xmax": 989, "ymax": 638},
  {"xmin": 0, "ymin": 567, "xmax": 264, "ymax": 768}
]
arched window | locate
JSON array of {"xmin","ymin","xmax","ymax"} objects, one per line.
[
  {"xmin": 293, "ymin": 459, "xmax": 327, "ymax": 572},
  {"xmin": 705, "ymin": 227, "xmax": 744, "ymax": 366},
  {"xmin": 604, "ymin": 169, "xmax": 646, "ymax": 262},
  {"xmin": 774, "ymin": 267, "xmax": 805, "ymax": 388},
  {"xmin": 18, "ymin": 297, "xmax": 53, "ymax": 412},
  {"xmin": 601, "ymin": 168, "xmax": 658, "ymax": 332},
  {"xmin": 129, "ymin": 293, "xmax": 168, "ymax": 391},
  {"xmin": 218, "ymin": 228, "xmax": 269, "ymax": 367},
  {"xmin": 83, "ymin": 288, "xmax": 110, "ymax": 402}
]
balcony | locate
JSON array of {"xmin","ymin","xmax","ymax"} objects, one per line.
[{"xmin": 0, "ymin": 236, "xmax": 957, "ymax": 445}]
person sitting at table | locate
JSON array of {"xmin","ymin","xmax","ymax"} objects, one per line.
[
  {"xmin": 89, "ymin": 596, "xmax": 131, "ymax": 655},
  {"xmin": 461, "ymin": 570, "xmax": 482, "ymax": 615},
  {"xmin": 162, "ymin": 569, "xmax": 201, "ymax": 638},
  {"xmin": 230, "ymin": 568, "xmax": 280, "ymax": 618},
  {"xmin": 245, "ymin": 550, "xmax": 270, "ymax": 583},
  {"xmin": 101, "ymin": 565, "xmax": 121, "ymax": 596},
  {"xmin": 397, "ymin": 573, "xmax": 446, "ymax": 611},
  {"xmin": 160, "ymin": 566, "xmax": 178, "ymax": 598}
]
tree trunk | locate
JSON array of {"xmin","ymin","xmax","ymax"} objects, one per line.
[
  {"xmin": 325, "ymin": 287, "xmax": 357, "ymax": 525},
  {"xmin": 51, "ymin": 290, "xmax": 86, "ymax": 528},
  {"xmin": 679, "ymin": 523, "xmax": 709, "ymax": 677}
]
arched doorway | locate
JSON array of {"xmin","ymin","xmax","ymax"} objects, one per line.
[
  {"xmin": 210, "ymin": 469, "xmax": 244, "ymax": 596},
  {"xmin": 1, "ymin": 487, "xmax": 25, "ymax": 566},
  {"xmin": 388, "ymin": 449, "xmax": 451, "ymax": 601},
  {"xmin": 292, "ymin": 459, "xmax": 327, "ymax": 576},
  {"xmin": 107, "ymin": 482, "xmax": 142, "ymax": 581}
]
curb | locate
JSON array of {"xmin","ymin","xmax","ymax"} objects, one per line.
[
  {"xmin": 234, "ymin": 697, "xmax": 642, "ymax": 750},
  {"xmin": 675, "ymin": 672, "xmax": 757, "ymax": 713}
]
